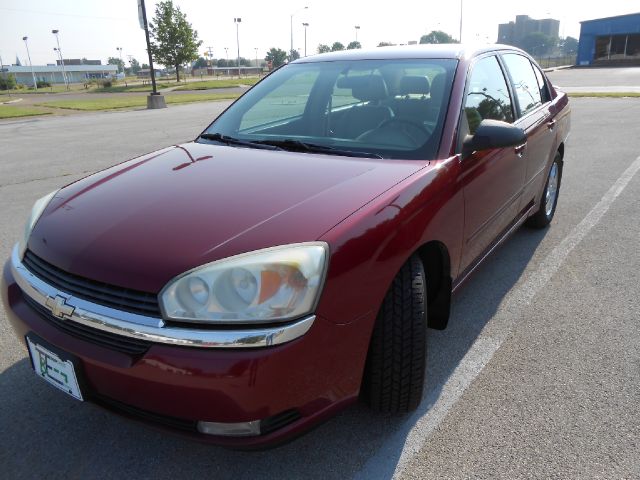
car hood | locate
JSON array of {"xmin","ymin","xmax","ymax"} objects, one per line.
[{"xmin": 29, "ymin": 142, "xmax": 426, "ymax": 293}]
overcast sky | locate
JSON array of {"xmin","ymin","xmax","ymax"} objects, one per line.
[{"xmin": 1, "ymin": 0, "xmax": 637, "ymax": 67}]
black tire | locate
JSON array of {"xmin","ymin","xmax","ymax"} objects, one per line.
[
  {"xmin": 361, "ymin": 254, "xmax": 427, "ymax": 413},
  {"xmin": 526, "ymin": 152, "xmax": 563, "ymax": 229}
]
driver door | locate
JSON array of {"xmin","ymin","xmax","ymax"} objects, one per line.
[{"xmin": 459, "ymin": 55, "xmax": 526, "ymax": 271}]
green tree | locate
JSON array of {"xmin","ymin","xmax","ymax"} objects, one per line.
[
  {"xmin": 128, "ymin": 57, "xmax": 141, "ymax": 75},
  {"xmin": 377, "ymin": 41, "xmax": 395, "ymax": 47},
  {"xmin": 107, "ymin": 56, "xmax": 125, "ymax": 73},
  {"xmin": 317, "ymin": 44, "xmax": 331, "ymax": 53},
  {"xmin": 561, "ymin": 36, "xmax": 578, "ymax": 55},
  {"xmin": 193, "ymin": 56, "xmax": 208, "ymax": 69},
  {"xmin": 289, "ymin": 49, "xmax": 301, "ymax": 61},
  {"xmin": 0, "ymin": 73, "xmax": 17, "ymax": 90},
  {"xmin": 420, "ymin": 30, "xmax": 458, "ymax": 44},
  {"xmin": 149, "ymin": 0, "xmax": 202, "ymax": 82},
  {"xmin": 518, "ymin": 32, "xmax": 554, "ymax": 56},
  {"xmin": 347, "ymin": 41, "xmax": 362, "ymax": 50},
  {"xmin": 331, "ymin": 42, "xmax": 345, "ymax": 51},
  {"xmin": 265, "ymin": 48, "xmax": 287, "ymax": 68}
]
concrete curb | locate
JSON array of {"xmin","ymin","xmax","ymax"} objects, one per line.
[{"xmin": 0, "ymin": 98, "xmax": 23, "ymax": 105}]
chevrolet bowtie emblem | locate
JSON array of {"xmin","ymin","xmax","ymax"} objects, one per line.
[{"xmin": 45, "ymin": 295, "xmax": 75, "ymax": 320}]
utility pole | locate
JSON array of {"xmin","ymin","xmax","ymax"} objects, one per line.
[{"xmin": 207, "ymin": 46, "xmax": 214, "ymax": 66}]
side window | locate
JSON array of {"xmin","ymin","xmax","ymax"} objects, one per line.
[
  {"xmin": 463, "ymin": 56, "xmax": 514, "ymax": 136},
  {"xmin": 532, "ymin": 64, "xmax": 551, "ymax": 103},
  {"xmin": 502, "ymin": 54, "xmax": 542, "ymax": 116}
]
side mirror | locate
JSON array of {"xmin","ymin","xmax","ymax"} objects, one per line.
[{"xmin": 462, "ymin": 119, "xmax": 526, "ymax": 159}]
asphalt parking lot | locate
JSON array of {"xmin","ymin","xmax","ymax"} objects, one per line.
[{"xmin": 1, "ymin": 80, "xmax": 639, "ymax": 478}]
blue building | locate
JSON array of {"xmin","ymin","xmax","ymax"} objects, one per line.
[{"xmin": 577, "ymin": 13, "xmax": 640, "ymax": 66}]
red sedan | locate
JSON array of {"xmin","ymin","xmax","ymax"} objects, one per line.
[{"xmin": 1, "ymin": 45, "xmax": 569, "ymax": 447}]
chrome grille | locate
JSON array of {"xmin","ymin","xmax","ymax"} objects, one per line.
[
  {"xmin": 24, "ymin": 294, "xmax": 152, "ymax": 355},
  {"xmin": 23, "ymin": 250, "xmax": 161, "ymax": 317}
]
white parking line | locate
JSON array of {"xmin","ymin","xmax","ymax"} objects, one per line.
[{"xmin": 354, "ymin": 155, "xmax": 640, "ymax": 480}]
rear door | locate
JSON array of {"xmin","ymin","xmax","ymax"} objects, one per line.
[
  {"xmin": 500, "ymin": 53, "xmax": 556, "ymax": 211},
  {"xmin": 458, "ymin": 55, "xmax": 526, "ymax": 271}
]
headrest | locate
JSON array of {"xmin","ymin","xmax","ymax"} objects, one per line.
[
  {"xmin": 399, "ymin": 76, "xmax": 431, "ymax": 96},
  {"xmin": 337, "ymin": 75, "xmax": 389, "ymax": 102}
]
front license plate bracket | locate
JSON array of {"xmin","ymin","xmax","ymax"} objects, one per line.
[{"xmin": 25, "ymin": 334, "xmax": 85, "ymax": 401}]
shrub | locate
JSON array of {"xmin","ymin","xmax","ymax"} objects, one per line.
[
  {"xmin": 101, "ymin": 79, "xmax": 113, "ymax": 88},
  {"xmin": 0, "ymin": 74, "xmax": 17, "ymax": 90},
  {"xmin": 36, "ymin": 80, "xmax": 51, "ymax": 88}
]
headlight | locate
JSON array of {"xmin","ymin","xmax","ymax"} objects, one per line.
[
  {"xmin": 159, "ymin": 242, "xmax": 328, "ymax": 324},
  {"xmin": 18, "ymin": 190, "xmax": 59, "ymax": 257}
]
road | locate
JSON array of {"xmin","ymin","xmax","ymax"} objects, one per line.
[
  {"xmin": 547, "ymin": 67, "xmax": 640, "ymax": 93},
  {"xmin": 1, "ymin": 95, "xmax": 639, "ymax": 478}
]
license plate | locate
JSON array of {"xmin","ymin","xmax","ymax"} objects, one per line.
[{"xmin": 26, "ymin": 336, "xmax": 84, "ymax": 401}]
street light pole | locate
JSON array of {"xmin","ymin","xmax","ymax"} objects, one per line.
[
  {"xmin": 51, "ymin": 30, "xmax": 69, "ymax": 90},
  {"xmin": 355, "ymin": 25, "xmax": 360, "ymax": 43},
  {"xmin": 302, "ymin": 23, "xmax": 309, "ymax": 57},
  {"xmin": 234, "ymin": 18, "xmax": 241, "ymax": 78},
  {"xmin": 254, "ymin": 47, "xmax": 258, "ymax": 68},
  {"xmin": 116, "ymin": 47, "xmax": 123, "ymax": 74},
  {"xmin": 22, "ymin": 36, "xmax": 37, "ymax": 90},
  {"xmin": 138, "ymin": 0, "xmax": 165, "ymax": 108},
  {"xmin": 290, "ymin": 6, "xmax": 308, "ymax": 61},
  {"xmin": 53, "ymin": 48, "xmax": 62, "ymax": 84}
]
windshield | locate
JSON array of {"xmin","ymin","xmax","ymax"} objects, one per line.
[{"xmin": 200, "ymin": 58, "xmax": 457, "ymax": 160}]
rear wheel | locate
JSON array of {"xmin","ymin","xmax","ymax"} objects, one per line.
[
  {"xmin": 361, "ymin": 254, "xmax": 427, "ymax": 413},
  {"xmin": 527, "ymin": 152, "xmax": 563, "ymax": 229}
]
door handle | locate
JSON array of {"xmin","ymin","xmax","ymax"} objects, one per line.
[
  {"xmin": 514, "ymin": 143, "xmax": 527, "ymax": 157},
  {"xmin": 547, "ymin": 119, "xmax": 557, "ymax": 131}
]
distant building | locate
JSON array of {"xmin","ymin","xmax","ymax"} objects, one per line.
[
  {"xmin": 56, "ymin": 59, "xmax": 102, "ymax": 66},
  {"xmin": 498, "ymin": 15, "xmax": 560, "ymax": 45},
  {"xmin": 190, "ymin": 66, "xmax": 264, "ymax": 77},
  {"xmin": 577, "ymin": 13, "xmax": 640, "ymax": 66},
  {"xmin": 137, "ymin": 68, "xmax": 165, "ymax": 78},
  {"xmin": 4, "ymin": 64, "xmax": 118, "ymax": 85}
]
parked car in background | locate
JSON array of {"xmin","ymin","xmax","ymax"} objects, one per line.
[{"xmin": 2, "ymin": 44, "xmax": 570, "ymax": 447}]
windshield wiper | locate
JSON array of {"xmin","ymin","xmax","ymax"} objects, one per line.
[
  {"xmin": 251, "ymin": 139, "xmax": 383, "ymax": 159},
  {"xmin": 198, "ymin": 132, "xmax": 279, "ymax": 150}
]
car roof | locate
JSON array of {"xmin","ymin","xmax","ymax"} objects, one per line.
[{"xmin": 293, "ymin": 44, "xmax": 522, "ymax": 63}]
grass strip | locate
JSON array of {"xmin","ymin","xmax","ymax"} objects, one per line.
[
  {"xmin": 0, "ymin": 105, "xmax": 51, "ymax": 119},
  {"xmin": 36, "ymin": 92, "xmax": 240, "ymax": 111},
  {"xmin": 567, "ymin": 92, "xmax": 640, "ymax": 98},
  {"xmin": 172, "ymin": 78, "xmax": 259, "ymax": 91},
  {"xmin": 93, "ymin": 83, "xmax": 175, "ymax": 93}
]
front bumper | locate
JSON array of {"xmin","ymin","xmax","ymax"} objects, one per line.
[{"xmin": 1, "ymin": 249, "xmax": 372, "ymax": 447}]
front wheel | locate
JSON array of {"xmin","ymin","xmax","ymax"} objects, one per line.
[
  {"xmin": 527, "ymin": 152, "xmax": 563, "ymax": 229},
  {"xmin": 360, "ymin": 254, "xmax": 427, "ymax": 413}
]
